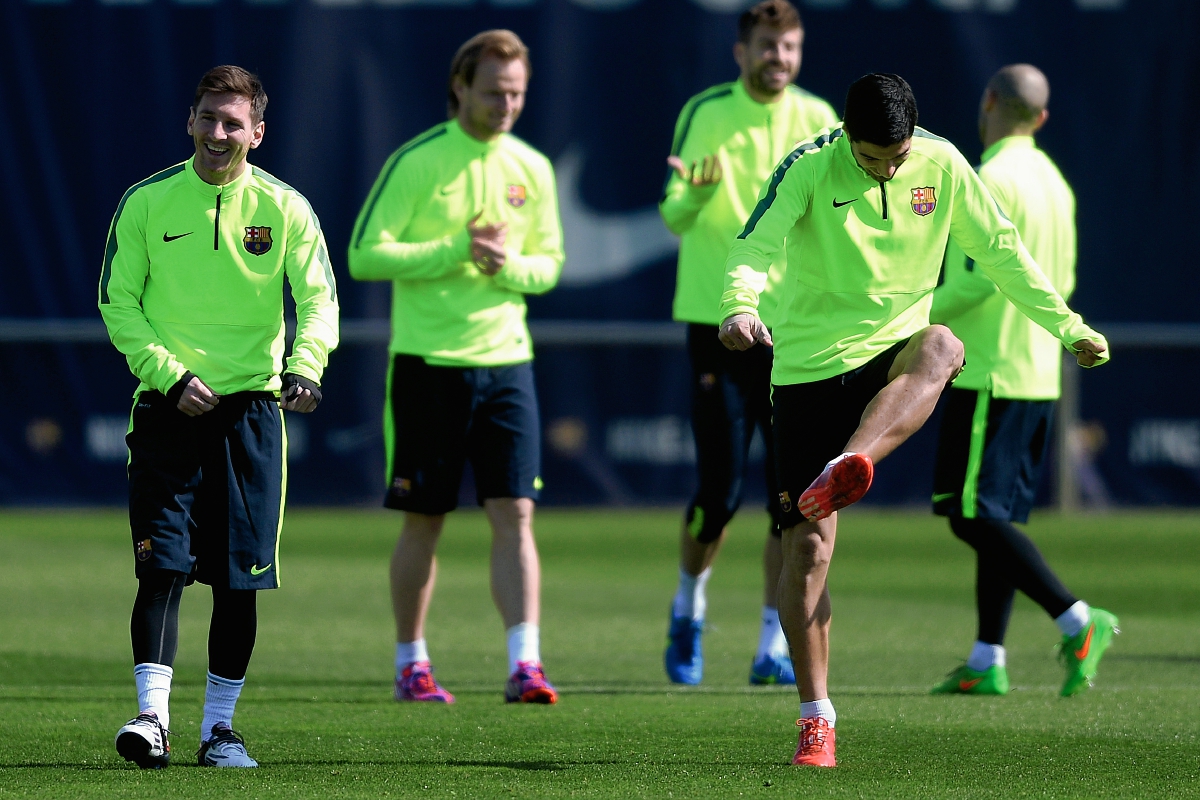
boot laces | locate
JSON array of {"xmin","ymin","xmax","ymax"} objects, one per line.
[{"xmin": 796, "ymin": 718, "xmax": 831, "ymax": 753}]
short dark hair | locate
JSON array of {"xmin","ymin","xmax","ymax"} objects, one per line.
[
  {"xmin": 193, "ymin": 65, "xmax": 267, "ymax": 123},
  {"xmin": 447, "ymin": 30, "xmax": 531, "ymax": 118},
  {"xmin": 842, "ymin": 73, "xmax": 917, "ymax": 146},
  {"xmin": 738, "ymin": 0, "xmax": 802, "ymax": 43}
]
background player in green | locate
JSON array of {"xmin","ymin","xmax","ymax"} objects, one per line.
[
  {"xmin": 719, "ymin": 74, "xmax": 1108, "ymax": 767},
  {"xmin": 659, "ymin": 0, "xmax": 838, "ymax": 688},
  {"xmin": 100, "ymin": 66, "xmax": 340, "ymax": 769},
  {"xmin": 349, "ymin": 30, "xmax": 564, "ymax": 705},
  {"xmin": 929, "ymin": 65, "xmax": 1118, "ymax": 698}
]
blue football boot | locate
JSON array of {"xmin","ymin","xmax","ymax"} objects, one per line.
[
  {"xmin": 665, "ymin": 613, "xmax": 704, "ymax": 685},
  {"xmin": 749, "ymin": 652, "xmax": 796, "ymax": 685},
  {"xmin": 197, "ymin": 723, "xmax": 258, "ymax": 767}
]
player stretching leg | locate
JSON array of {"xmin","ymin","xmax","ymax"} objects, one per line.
[
  {"xmin": 349, "ymin": 31, "xmax": 563, "ymax": 705},
  {"xmin": 719, "ymin": 74, "xmax": 1108, "ymax": 766},
  {"xmin": 659, "ymin": 0, "xmax": 839, "ymax": 688},
  {"xmin": 929, "ymin": 65, "xmax": 1117, "ymax": 698},
  {"xmin": 100, "ymin": 66, "xmax": 339, "ymax": 768}
]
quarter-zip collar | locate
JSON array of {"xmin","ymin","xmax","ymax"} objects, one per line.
[
  {"xmin": 980, "ymin": 134, "xmax": 1035, "ymax": 166},
  {"xmin": 447, "ymin": 118, "xmax": 504, "ymax": 155},
  {"xmin": 184, "ymin": 156, "xmax": 254, "ymax": 200}
]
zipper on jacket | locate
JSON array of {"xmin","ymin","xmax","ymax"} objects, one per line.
[
  {"xmin": 213, "ymin": 193, "xmax": 222, "ymax": 250},
  {"xmin": 766, "ymin": 112, "xmax": 775, "ymax": 164},
  {"xmin": 879, "ymin": 181, "xmax": 888, "ymax": 219}
]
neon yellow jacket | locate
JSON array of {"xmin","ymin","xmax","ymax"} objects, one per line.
[
  {"xmin": 348, "ymin": 120, "xmax": 564, "ymax": 367},
  {"xmin": 99, "ymin": 158, "xmax": 340, "ymax": 396},
  {"xmin": 721, "ymin": 127, "xmax": 1106, "ymax": 386},
  {"xmin": 932, "ymin": 136, "xmax": 1076, "ymax": 399},
  {"xmin": 661, "ymin": 80, "xmax": 838, "ymax": 327}
]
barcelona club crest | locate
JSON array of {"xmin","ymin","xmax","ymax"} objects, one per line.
[
  {"xmin": 910, "ymin": 187, "xmax": 937, "ymax": 216},
  {"xmin": 135, "ymin": 538, "xmax": 153, "ymax": 562},
  {"xmin": 507, "ymin": 184, "xmax": 527, "ymax": 208},
  {"xmin": 243, "ymin": 226, "xmax": 273, "ymax": 256}
]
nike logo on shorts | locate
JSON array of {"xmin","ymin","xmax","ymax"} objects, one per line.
[
  {"xmin": 250, "ymin": 564, "xmax": 272, "ymax": 576},
  {"xmin": 932, "ymin": 492, "xmax": 956, "ymax": 503}
]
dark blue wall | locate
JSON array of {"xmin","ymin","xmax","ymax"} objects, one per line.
[{"xmin": 1, "ymin": 0, "xmax": 1197, "ymax": 506}]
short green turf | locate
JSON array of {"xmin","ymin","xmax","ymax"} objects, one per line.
[{"xmin": 2, "ymin": 508, "xmax": 1199, "ymax": 798}]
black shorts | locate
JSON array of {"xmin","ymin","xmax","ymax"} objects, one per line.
[
  {"xmin": 384, "ymin": 355, "xmax": 542, "ymax": 515},
  {"xmin": 772, "ymin": 339, "xmax": 909, "ymax": 530},
  {"xmin": 685, "ymin": 324, "xmax": 781, "ymax": 543},
  {"xmin": 932, "ymin": 388, "xmax": 1054, "ymax": 523},
  {"xmin": 126, "ymin": 390, "xmax": 285, "ymax": 590}
]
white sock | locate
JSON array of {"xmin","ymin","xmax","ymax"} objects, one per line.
[
  {"xmin": 506, "ymin": 623, "xmax": 540, "ymax": 674},
  {"xmin": 671, "ymin": 566, "xmax": 712, "ymax": 621},
  {"xmin": 1055, "ymin": 600, "xmax": 1090, "ymax": 638},
  {"xmin": 134, "ymin": 663, "xmax": 173, "ymax": 730},
  {"xmin": 800, "ymin": 698, "xmax": 836, "ymax": 727},
  {"xmin": 201, "ymin": 672, "xmax": 245, "ymax": 742},
  {"xmin": 395, "ymin": 639, "xmax": 430, "ymax": 673},
  {"xmin": 966, "ymin": 641, "xmax": 1006, "ymax": 671},
  {"xmin": 755, "ymin": 606, "xmax": 788, "ymax": 660}
]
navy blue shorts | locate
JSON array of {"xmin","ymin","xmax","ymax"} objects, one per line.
[
  {"xmin": 686, "ymin": 324, "xmax": 781, "ymax": 543},
  {"xmin": 933, "ymin": 388, "xmax": 1054, "ymax": 523},
  {"xmin": 126, "ymin": 390, "xmax": 285, "ymax": 590},
  {"xmin": 384, "ymin": 355, "xmax": 542, "ymax": 515},
  {"xmin": 772, "ymin": 339, "xmax": 909, "ymax": 530}
]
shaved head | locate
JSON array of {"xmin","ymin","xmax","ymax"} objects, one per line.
[
  {"xmin": 986, "ymin": 64, "xmax": 1050, "ymax": 124},
  {"xmin": 978, "ymin": 63, "xmax": 1051, "ymax": 147}
]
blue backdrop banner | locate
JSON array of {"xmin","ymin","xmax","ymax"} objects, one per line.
[{"xmin": 1, "ymin": 0, "xmax": 1197, "ymax": 506}]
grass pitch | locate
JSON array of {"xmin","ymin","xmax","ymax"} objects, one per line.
[{"xmin": 2, "ymin": 507, "xmax": 1199, "ymax": 798}]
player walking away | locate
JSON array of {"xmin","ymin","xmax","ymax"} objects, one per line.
[
  {"xmin": 659, "ymin": 0, "xmax": 839, "ymax": 688},
  {"xmin": 929, "ymin": 65, "xmax": 1118, "ymax": 699},
  {"xmin": 348, "ymin": 30, "xmax": 563, "ymax": 706},
  {"xmin": 719, "ymin": 74, "xmax": 1108, "ymax": 767},
  {"xmin": 99, "ymin": 66, "xmax": 339, "ymax": 769}
]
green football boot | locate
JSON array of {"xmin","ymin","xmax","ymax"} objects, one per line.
[
  {"xmin": 931, "ymin": 663, "xmax": 1009, "ymax": 695},
  {"xmin": 1058, "ymin": 607, "xmax": 1120, "ymax": 697}
]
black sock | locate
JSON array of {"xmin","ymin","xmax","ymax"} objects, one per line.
[
  {"xmin": 131, "ymin": 572, "xmax": 186, "ymax": 666},
  {"xmin": 208, "ymin": 587, "xmax": 257, "ymax": 680},
  {"xmin": 951, "ymin": 516, "xmax": 1078, "ymax": 645}
]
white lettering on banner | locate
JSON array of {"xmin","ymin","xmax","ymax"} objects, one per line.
[
  {"xmin": 85, "ymin": 416, "xmax": 129, "ymax": 462},
  {"xmin": 555, "ymin": 147, "xmax": 679, "ymax": 287},
  {"xmin": 607, "ymin": 416, "xmax": 696, "ymax": 465},
  {"xmin": 1128, "ymin": 419, "xmax": 1200, "ymax": 469}
]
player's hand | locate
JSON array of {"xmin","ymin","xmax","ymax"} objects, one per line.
[
  {"xmin": 1071, "ymin": 338, "xmax": 1107, "ymax": 368},
  {"xmin": 177, "ymin": 376, "xmax": 219, "ymax": 417},
  {"xmin": 468, "ymin": 212, "xmax": 508, "ymax": 275},
  {"xmin": 719, "ymin": 313, "xmax": 773, "ymax": 351},
  {"xmin": 281, "ymin": 373, "xmax": 322, "ymax": 413},
  {"xmin": 667, "ymin": 154, "xmax": 723, "ymax": 188}
]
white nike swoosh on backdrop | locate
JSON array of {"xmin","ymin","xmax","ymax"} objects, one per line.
[{"xmin": 554, "ymin": 147, "xmax": 679, "ymax": 287}]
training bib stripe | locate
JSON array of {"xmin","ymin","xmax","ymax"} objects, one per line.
[
  {"xmin": 253, "ymin": 167, "xmax": 339, "ymax": 301},
  {"xmin": 660, "ymin": 84, "xmax": 735, "ymax": 201},
  {"xmin": 353, "ymin": 124, "xmax": 450, "ymax": 248},
  {"xmin": 738, "ymin": 128, "xmax": 843, "ymax": 239},
  {"xmin": 100, "ymin": 163, "xmax": 187, "ymax": 305}
]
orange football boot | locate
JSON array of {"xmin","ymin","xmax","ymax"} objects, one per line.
[
  {"xmin": 798, "ymin": 453, "xmax": 874, "ymax": 521},
  {"xmin": 792, "ymin": 717, "xmax": 836, "ymax": 767}
]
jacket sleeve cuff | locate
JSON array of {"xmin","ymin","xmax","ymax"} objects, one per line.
[{"xmin": 165, "ymin": 371, "xmax": 195, "ymax": 406}]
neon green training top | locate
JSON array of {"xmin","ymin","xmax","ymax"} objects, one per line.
[
  {"xmin": 721, "ymin": 126, "xmax": 1107, "ymax": 386},
  {"xmin": 99, "ymin": 157, "xmax": 340, "ymax": 396},
  {"xmin": 932, "ymin": 136, "xmax": 1076, "ymax": 400},
  {"xmin": 661, "ymin": 80, "xmax": 839, "ymax": 327},
  {"xmin": 348, "ymin": 119, "xmax": 564, "ymax": 367}
]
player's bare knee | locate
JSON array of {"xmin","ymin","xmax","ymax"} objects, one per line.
[
  {"xmin": 785, "ymin": 528, "xmax": 830, "ymax": 572},
  {"xmin": 920, "ymin": 325, "xmax": 964, "ymax": 380}
]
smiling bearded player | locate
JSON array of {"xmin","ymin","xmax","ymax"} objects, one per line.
[
  {"xmin": 718, "ymin": 73, "xmax": 1108, "ymax": 766},
  {"xmin": 100, "ymin": 65, "xmax": 339, "ymax": 769}
]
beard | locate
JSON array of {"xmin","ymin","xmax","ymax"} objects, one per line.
[{"xmin": 750, "ymin": 62, "xmax": 797, "ymax": 96}]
